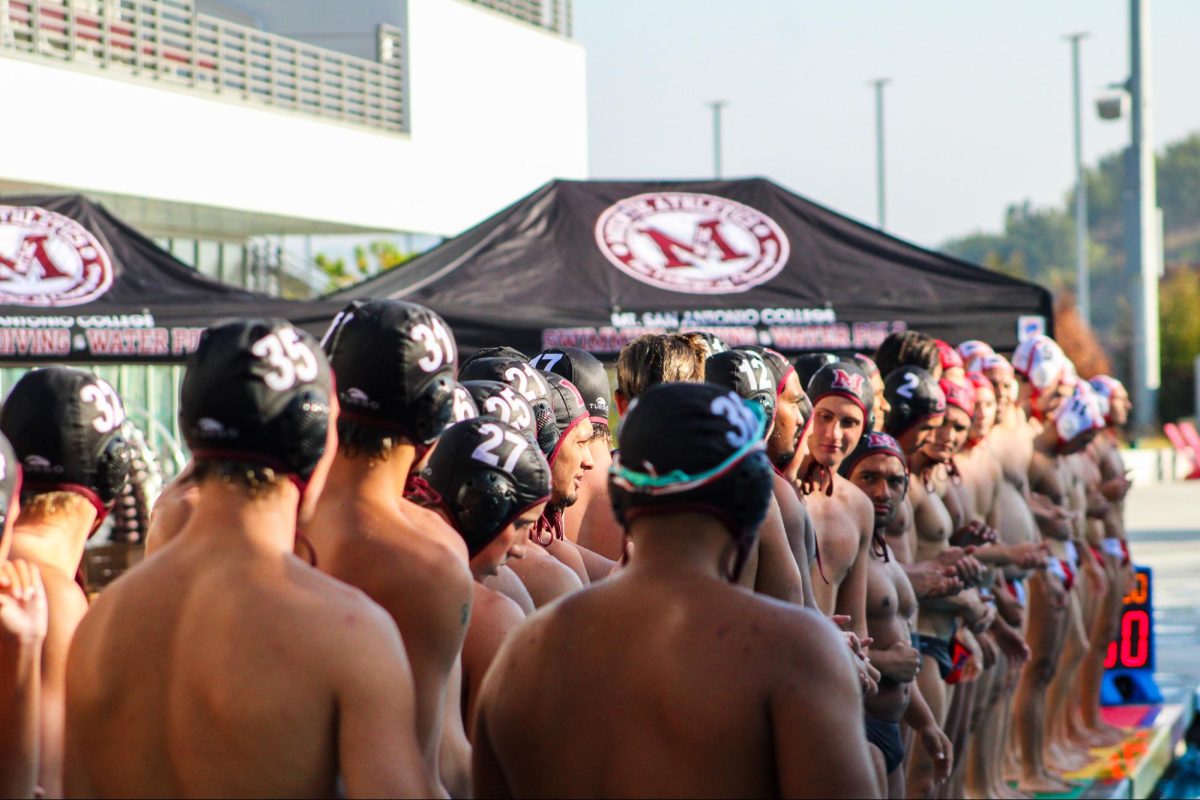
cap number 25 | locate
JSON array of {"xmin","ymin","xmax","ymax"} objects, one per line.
[{"xmin": 251, "ymin": 328, "xmax": 319, "ymax": 392}]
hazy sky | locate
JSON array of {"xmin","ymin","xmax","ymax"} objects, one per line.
[{"xmin": 575, "ymin": 0, "xmax": 1200, "ymax": 249}]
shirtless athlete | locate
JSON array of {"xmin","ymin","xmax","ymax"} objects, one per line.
[
  {"xmin": 65, "ymin": 319, "xmax": 431, "ymax": 798},
  {"xmin": 459, "ymin": 358, "xmax": 586, "ymax": 604},
  {"xmin": 472, "ymin": 382, "xmax": 879, "ymax": 798},
  {"xmin": 418, "ymin": 418, "xmax": 551, "ymax": 729},
  {"xmin": 737, "ymin": 344, "xmax": 819, "ymax": 608},
  {"xmin": 795, "ymin": 361, "xmax": 877, "ymax": 641},
  {"xmin": 843, "ymin": 432, "xmax": 954, "ymax": 798},
  {"xmin": 1, "ymin": 368, "xmax": 132, "ymax": 798},
  {"xmin": 706, "ymin": 348, "xmax": 810, "ymax": 607},
  {"xmin": 616, "ymin": 334, "xmax": 802, "ymax": 603},
  {"xmin": 311, "ymin": 300, "xmax": 475, "ymax": 797},
  {"xmin": 1079, "ymin": 376, "xmax": 1135, "ymax": 740},
  {"xmin": 0, "ymin": 434, "xmax": 49, "ymax": 800},
  {"xmin": 530, "ymin": 347, "xmax": 624, "ymax": 562}
]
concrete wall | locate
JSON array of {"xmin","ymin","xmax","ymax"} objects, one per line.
[
  {"xmin": 0, "ymin": 0, "xmax": 587, "ymax": 236},
  {"xmin": 1121, "ymin": 447, "xmax": 1192, "ymax": 484}
]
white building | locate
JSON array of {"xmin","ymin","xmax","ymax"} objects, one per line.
[{"xmin": 0, "ymin": 0, "xmax": 588, "ymax": 295}]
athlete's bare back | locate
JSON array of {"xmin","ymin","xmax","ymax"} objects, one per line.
[
  {"xmin": 66, "ymin": 485, "xmax": 431, "ymax": 798},
  {"xmin": 309, "ymin": 458, "xmax": 475, "ymax": 797},
  {"xmin": 473, "ymin": 515, "xmax": 879, "ymax": 799}
]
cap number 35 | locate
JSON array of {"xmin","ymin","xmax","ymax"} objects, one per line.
[{"xmin": 251, "ymin": 328, "xmax": 319, "ymax": 392}]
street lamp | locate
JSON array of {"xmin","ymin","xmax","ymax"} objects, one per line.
[
  {"xmin": 1098, "ymin": 1, "xmax": 1160, "ymax": 432},
  {"xmin": 707, "ymin": 100, "xmax": 727, "ymax": 179},
  {"xmin": 869, "ymin": 78, "xmax": 890, "ymax": 229},
  {"xmin": 1064, "ymin": 32, "xmax": 1089, "ymax": 328}
]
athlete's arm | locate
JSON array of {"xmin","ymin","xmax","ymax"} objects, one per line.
[
  {"xmin": 376, "ymin": 555, "xmax": 474, "ymax": 796},
  {"xmin": 833, "ymin": 500, "xmax": 873, "ymax": 641},
  {"xmin": 462, "ymin": 591, "xmax": 525, "ymax": 735},
  {"xmin": 336, "ymin": 601, "xmax": 438, "ymax": 799},
  {"xmin": 470, "ymin": 702, "xmax": 513, "ymax": 800},
  {"xmin": 567, "ymin": 541, "xmax": 616, "ymax": 583},
  {"xmin": 902, "ymin": 682, "xmax": 952, "ymax": 785},
  {"xmin": 0, "ymin": 561, "xmax": 46, "ymax": 799},
  {"xmin": 775, "ymin": 480, "xmax": 817, "ymax": 608},
  {"xmin": 771, "ymin": 614, "xmax": 881, "ymax": 798},
  {"xmin": 38, "ymin": 574, "xmax": 89, "ymax": 799},
  {"xmin": 754, "ymin": 498, "xmax": 804, "ymax": 604}
]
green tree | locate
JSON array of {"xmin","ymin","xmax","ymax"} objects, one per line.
[
  {"xmin": 316, "ymin": 240, "xmax": 417, "ymax": 292},
  {"xmin": 1158, "ymin": 266, "xmax": 1200, "ymax": 423}
]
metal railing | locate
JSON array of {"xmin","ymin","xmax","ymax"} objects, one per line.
[
  {"xmin": 467, "ymin": 0, "xmax": 572, "ymax": 36},
  {"xmin": 0, "ymin": 0, "xmax": 408, "ymax": 133}
]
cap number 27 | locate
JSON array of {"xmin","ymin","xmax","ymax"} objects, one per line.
[{"xmin": 472, "ymin": 422, "xmax": 530, "ymax": 473}]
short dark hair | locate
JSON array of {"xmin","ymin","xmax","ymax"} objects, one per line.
[
  {"xmin": 192, "ymin": 459, "xmax": 287, "ymax": 497},
  {"xmin": 874, "ymin": 331, "xmax": 939, "ymax": 378},
  {"xmin": 336, "ymin": 418, "xmax": 403, "ymax": 461},
  {"xmin": 616, "ymin": 334, "xmax": 707, "ymax": 399}
]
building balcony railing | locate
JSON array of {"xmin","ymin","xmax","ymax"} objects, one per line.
[
  {"xmin": 0, "ymin": 0, "xmax": 408, "ymax": 133},
  {"xmin": 466, "ymin": 0, "xmax": 572, "ymax": 36}
]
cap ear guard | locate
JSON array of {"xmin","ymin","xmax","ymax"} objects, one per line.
[
  {"xmin": 533, "ymin": 401, "xmax": 560, "ymax": 457},
  {"xmin": 272, "ymin": 387, "xmax": 331, "ymax": 481},
  {"xmin": 93, "ymin": 432, "xmax": 133, "ymax": 506},
  {"xmin": 412, "ymin": 375, "xmax": 459, "ymax": 445},
  {"xmin": 454, "ymin": 471, "xmax": 520, "ymax": 555}
]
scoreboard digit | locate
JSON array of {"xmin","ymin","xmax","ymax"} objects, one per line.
[
  {"xmin": 1104, "ymin": 569, "xmax": 1153, "ymax": 671},
  {"xmin": 1101, "ymin": 565, "xmax": 1163, "ymax": 705}
]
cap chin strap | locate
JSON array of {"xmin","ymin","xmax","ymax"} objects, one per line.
[
  {"xmin": 799, "ymin": 459, "xmax": 834, "ymax": 498},
  {"xmin": 533, "ymin": 507, "xmax": 564, "ymax": 547},
  {"xmin": 405, "ymin": 473, "xmax": 442, "ymax": 506},
  {"xmin": 548, "ymin": 415, "xmax": 589, "ymax": 466},
  {"xmin": 871, "ymin": 528, "xmax": 890, "ymax": 562}
]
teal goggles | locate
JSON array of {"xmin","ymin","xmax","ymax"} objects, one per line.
[{"xmin": 610, "ymin": 399, "xmax": 767, "ymax": 496}]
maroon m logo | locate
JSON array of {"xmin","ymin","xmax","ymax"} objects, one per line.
[
  {"xmin": 0, "ymin": 234, "xmax": 72, "ymax": 281},
  {"xmin": 831, "ymin": 369, "xmax": 866, "ymax": 395},
  {"xmin": 637, "ymin": 219, "xmax": 748, "ymax": 269}
]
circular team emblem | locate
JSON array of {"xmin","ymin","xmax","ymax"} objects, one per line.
[
  {"xmin": 595, "ymin": 192, "xmax": 789, "ymax": 294},
  {"xmin": 0, "ymin": 206, "xmax": 114, "ymax": 307}
]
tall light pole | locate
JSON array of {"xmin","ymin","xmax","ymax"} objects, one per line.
[
  {"xmin": 1125, "ymin": 0, "xmax": 1160, "ymax": 432},
  {"xmin": 869, "ymin": 78, "xmax": 890, "ymax": 229},
  {"xmin": 708, "ymin": 100, "xmax": 727, "ymax": 178},
  {"xmin": 1064, "ymin": 32, "xmax": 1090, "ymax": 327}
]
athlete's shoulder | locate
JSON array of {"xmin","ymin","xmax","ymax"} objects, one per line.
[{"xmin": 285, "ymin": 558, "xmax": 406, "ymax": 651}]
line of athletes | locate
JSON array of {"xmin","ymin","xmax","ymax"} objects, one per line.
[{"xmin": 0, "ymin": 299, "xmax": 1134, "ymax": 799}]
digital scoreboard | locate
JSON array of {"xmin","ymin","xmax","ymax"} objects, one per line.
[{"xmin": 1101, "ymin": 565, "xmax": 1163, "ymax": 705}]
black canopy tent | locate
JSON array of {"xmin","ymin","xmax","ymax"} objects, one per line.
[
  {"xmin": 330, "ymin": 178, "xmax": 1053, "ymax": 356},
  {"xmin": 0, "ymin": 194, "xmax": 340, "ymax": 364}
]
